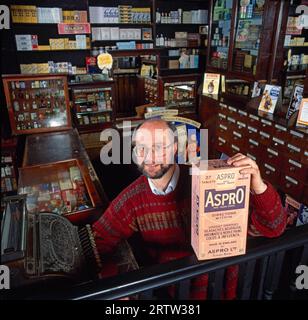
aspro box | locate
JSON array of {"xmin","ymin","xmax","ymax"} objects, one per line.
[{"xmin": 191, "ymin": 159, "xmax": 251, "ymax": 260}]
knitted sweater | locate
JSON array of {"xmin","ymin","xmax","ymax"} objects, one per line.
[{"xmin": 92, "ymin": 165, "xmax": 287, "ymax": 299}]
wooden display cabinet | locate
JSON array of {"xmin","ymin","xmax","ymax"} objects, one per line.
[
  {"xmin": 69, "ymin": 80, "xmax": 115, "ymax": 133},
  {"xmin": 2, "ymin": 74, "xmax": 71, "ymax": 135},
  {"xmin": 18, "ymin": 158, "xmax": 103, "ymax": 224},
  {"xmin": 207, "ymin": 0, "xmax": 281, "ymax": 82},
  {"xmin": 157, "ymin": 74, "xmax": 200, "ymax": 111}
]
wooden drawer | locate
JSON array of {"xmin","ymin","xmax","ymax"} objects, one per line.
[
  {"xmin": 289, "ymin": 129, "xmax": 305, "ymax": 149},
  {"xmin": 283, "ymin": 158, "xmax": 308, "ymax": 183},
  {"xmin": 270, "ymin": 135, "xmax": 287, "ymax": 154},
  {"xmin": 248, "ymin": 113, "xmax": 260, "ymax": 127},
  {"xmin": 280, "ymin": 174, "xmax": 304, "ymax": 200},
  {"xmin": 273, "ymin": 123, "xmax": 288, "ymax": 141},
  {"xmin": 260, "ymin": 162, "xmax": 280, "ymax": 185},
  {"xmin": 247, "ymin": 123, "xmax": 259, "ymax": 141},
  {"xmin": 264, "ymin": 146, "xmax": 282, "ymax": 167},
  {"xmin": 230, "ymin": 142, "xmax": 242, "ymax": 156},
  {"xmin": 259, "ymin": 118, "xmax": 274, "ymax": 136},
  {"xmin": 215, "ymin": 136, "xmax": 231, "ymax": 156},
  {"xmin": 226, "ymin": 115, "xmax": 238, "ymax": 131},
  {"xmin": 219, "ymin": 103, "xmax": 228, "ymax": 114},
  {"xmin": 216, "ymin": 121, "xmax": 230, "ymax": 140},
  {"xmin": 247, "ymin": 138, "xmax": 266, "ymax": 158},
  {"xmin": 226, "ymin": 105, "xmax": 238, "ymax": 117},
  {"xmin": 258, "ymin": 129, "xmax": 272, "ymax": 146},
  {"xmin": 231, "ymin": 129, "xmax": 248, "ymax": 150},
  {"xmin": 286, "ymin": 141, "xmax": 303, "ymax": 162},
  {"xmin": 235, "ymin": 109, "xmax": 248, "ymax": 122}
]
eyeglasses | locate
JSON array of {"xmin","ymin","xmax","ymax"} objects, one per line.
[{"xmin": 133, "ymin": 143, "xmax": 174, "ymax": 158}]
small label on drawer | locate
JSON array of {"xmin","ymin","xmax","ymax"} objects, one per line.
[
  {"xmin": 237, "ymin": 121, "xmax": 246, "ymax": 128},
  {"xmin": 249, "ymin": 114, "xmax": 259, "ymax": 121},
  {"xmin": 261, "ymin": 119, "xmax": 272, "ymax": 126},
  {"xmin": 267, "ymin": 148, "xmax": 278, "ymax": 156},
  {"xmin": 273, "ymin": 137, "xmax": 284, "ymax": 145},
  {"xmin": 228, "ymin": 106, "xmax": 237, "ymax": 112},
  {"xmin": 218, "ymin": 137, "xmax": 226, "ymax": 143},
  {"xmin": 288, "ymin": 144, "xmax": 300, "ymax": 153},
  {"xmin": 220, "ymin": 103, "xmax": 227, "ymax": 109},
  {"xmin": 218, "ymin": 113, "xmax": 226, "ymax": 119},
  {"xmin": 305, "ymin": 151, "xmax": 308, "ymax": 157},
  {"xmin": 288, "ymin": 159, "xmax": 302, "ymax": 168},
  {"xmin": 285, "ymin": 175, "xmax": 298, "ymax": 185},
  {"xmin": 238, "ymin": 110, "xmax": 247, "ymax": 116},
  {"xmin": 275, "ymin": 124, "xmax": 287, "ymax": 132},
  {"xmin": 249, "ymin": 139, "xmax": 259, "ymax": 146},
  {"xmin": 248, "ymin": 126, "xmax": 257, "ymax": 133},
  {"xmin": 231, "ymin": 144, "xmax": 240, "ymax": 151},
  {"xmin": 260, "ymin": 131, "xmax": 270, "ymax": 139},
  {"xmin": 290, "ymin": 130, "xmax": 304, "ymax": 138},
  {"xmin": 227, "ymin": 117, "xmax": 236, "ymax": 123},
  {"xmin": 219, "ymin": 124, "xmax": 227, "ymax": 131},
  {"xmin": 247, "ymin": 153, "xmax": 256, "ymax": 161},
  {"xmin": 233, "ymin": 131, "xmax": 242, "ymax": 138},
  {"xmin": 264, "ymin": 163, "xmax": 275, "ymax": 172}
]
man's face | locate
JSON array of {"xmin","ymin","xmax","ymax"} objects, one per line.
[{"xmin": 133, "ymin": 125, "xmax": 177, "ymax": 179}]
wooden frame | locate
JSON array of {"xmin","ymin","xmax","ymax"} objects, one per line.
[
  {"xmin": 69, "ymin": 80, "xmax": 116, "ymax": 133},
  {"xmin": 2, "ymin": 74, "xmax": 72, "ymax": 135},
  {"xmin": 19, "ymin": 158, "xmax": 103, "ymax": 224}
]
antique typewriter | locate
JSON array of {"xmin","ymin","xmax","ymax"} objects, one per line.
[{"xmin": 1, "ymin": 195, "xmax": 138, "ymax": 290}]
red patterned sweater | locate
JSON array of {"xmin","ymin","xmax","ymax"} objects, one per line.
[{"xmin": 92, "ymin": 165, "xmax": 287, "ymax": 299}]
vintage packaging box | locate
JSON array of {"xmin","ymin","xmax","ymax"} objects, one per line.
[{"xmin": 191, "ymin": 159, "xmax": 251, "ymax": 260}]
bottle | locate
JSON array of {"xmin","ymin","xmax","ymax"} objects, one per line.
[
  {"xmin": 178, "ymin": 8, "xmax": 182, "ymax": 23},
  {"xmin": 156, "ymin": 9, "xmax": 161, "ymax": 23},
  {"xmin": 160, "ymin": 34, "xmax": 164, "ymax": 46},
  {"xmin": 156, "ymin": 35, "xmax": 160, "ymax": 46},
  {"xmin": 164, "ymin": 37, "xmax": 168, "ymax": 47}
]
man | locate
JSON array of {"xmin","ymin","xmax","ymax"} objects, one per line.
[{"xmin": 92, "ymin": 119, "xmax": 287, "ymax": 299}]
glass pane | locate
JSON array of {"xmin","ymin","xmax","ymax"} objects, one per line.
[
  {"xmin": 73, "ymin": 87, "xmax": 113, "ymax": 126},
  {"xmin": 209, "ymin": 0, "xmax": 233, "ymax": 70},
  {"xmin": 9, "ymin": 78, "xmax": 68, "ymax": 131},
  {"xmin": 163, "ymin": 80, "xmax": 196, "ymax": 107},
  {"xmin": 232, "ymin": 0, "xmax": 265, "ymax": 75}
]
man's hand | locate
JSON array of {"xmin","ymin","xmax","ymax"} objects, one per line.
[{"xmin": 227, "ymin": 153, "xmax": 267, "ymax": 195}]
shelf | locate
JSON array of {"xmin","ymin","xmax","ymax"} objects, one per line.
[
  {"xmin": 91, "ymin": 23, "xmax": 153, "ymax": 26},
  {"xmin": 92, "ymin": 39, "xmax": 154, "ymax": 43},
  {"xmin": 76, "ymin": 110, "xmax": 113, "ymax": 115},
  {"xmin": 286, "ymin": 70, "xmax": 307, "ymax": 76},
  {"xmin": 157, "ymin": 23, "xmax": 205, "ymax": 26},
  {"xmin": 141, "ymin": 59, "xmax": 157, "ymax": 64},
  {"xmin": 17, "ymin": 49, "xmax": 91, "ymax": 52},
  {"xmin": 284, "ymin": 46, "xmax": 308, "ymax": 49}
]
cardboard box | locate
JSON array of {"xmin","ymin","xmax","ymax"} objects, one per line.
[{"xmin": 191, "ymin": 159, "xmax": 251, "ymax": 260}]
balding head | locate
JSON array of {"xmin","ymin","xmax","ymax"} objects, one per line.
[{"xmin": 132, "ymin": 118, "xmax": 178, "ymax": 179}]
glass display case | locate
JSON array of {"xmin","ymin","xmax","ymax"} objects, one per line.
[
  {"xmin": 70, "ymin": 81, "xmax": 115, "ymax": 132},
  {"xmin": 2, "ymin": 74, "xmax": 71, "ymax": 135},
  {"xmin": 209, "ymin": 0, "xmax": 233, "ymax": 70},
  {"xmin": 18, "ymin": 158, "xmax": 103, "ymax": 223},
  {"xmin": 232, "ymin": 0, "xmax": 265, "ymax": 75},
  {"xmin": 158, "ymin": 75, "xmax": 199, "ymax": 109}
]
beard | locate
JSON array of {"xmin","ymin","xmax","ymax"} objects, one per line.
[{"xmin": 137, "ymin": 162, "xmax": 173, "ymax": 179}]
